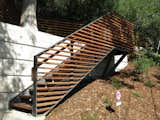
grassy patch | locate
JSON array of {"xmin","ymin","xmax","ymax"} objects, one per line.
[
  {"xmin": 133, "ymin": 57, "xmax": 155, "ymax": 73},
  {"xmin": 81, "ymin": 113, "xmax": 98, "ymax": 120},
  {"xmin": 111, "ymin": 78, "xmax": 123, "ymax": 89},
  {"xmin": 132, "ymin": 92, "xmax": 143, "ymax": 98},
  {"xmin": 144, "ymin": 80, "xmax": 155, "ymax": 88}
]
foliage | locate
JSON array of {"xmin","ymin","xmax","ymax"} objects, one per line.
[
  {"xmin": 144, "ymin": 80, "xmax": 155, "ymax": 88},
  {"xmin": 133, "ymin": 57, "xmax": 155, "ymax": 73},
  {"xmin": 114, "ymin": 0, "xmax": 160, "ymax": 51},
  {"xmin": 38, "ymin": 0, "xmax": 115, "ymax": 23},
  {"xmin": 103, "ymin": 98, "xmax": 112, "ymax": 107},
  {"xmin": 132, "ymin": 92, "xmax": 143, "ymax": 98},
  {"xmin": 111, "ymin": 78, "xmax": 123, "ymax": 89},
  {"xmin": 81, "ymin": 113, "xmax": 98, "ymax": 120},
  {"xmin": 145, "ymin": 51, "xmax": 160, "ymax": 65}
]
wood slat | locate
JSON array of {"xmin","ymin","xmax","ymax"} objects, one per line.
[
  {"xmin": 37, "ymin": 77, "xmax": 81, "ymax": 81},
  {"xmin": 38, "ymin": 57, "xmax": 97, "ymax": 65},
  {"xmin": 37, "ymin": 95, "xmax": 64, "ymax": 102},
  {"xmin": 37, "ymin": 85, "xmax": 74, "ymax": 91},
  {"xmin": 55, "ymin": 44, "xmax": 106, "ymax": 56},
  {"xmin": 37, "ymin": 81, "xmax": 78, "ymax": 86},
  {"xmin": 66, "ymin": 38, "xmax": 111, "ymax": 51},
  {"xmin": 39, "ymin": 53, "xmax": 99, "ymax": 62},
  {"xmin": 37, "ymin": 62, "xmax": 93, "ymax": 69},
  {"xmin": 62, "ymin": 41, "xmax": 107, "ymax": 53},
  {"xmin": 37, "ymin": 107, "xmax": 50, "ymax": 113},
  {"xmin": 71, "ymin": 34, "xmax": 113, "ymax": 49},
  {"xmin": 38, "ymin": 67, "xmax": 90, "ymax": 72},
  {"xmin": 11, "ymin": 103, "xmax": 32, "ymax": 111},
  {"xmin": 37, "ymin": 91, "xmax": 67, "ymax": 96},
  {"xmin": 38, "ymin": 72, "xmax": 85, "ymax": 76},
  {"xmin": 48, "ymin": 48, "xmax": 103, "ymax": 58},
  {"xmin": 37, "ymin": 101, "xmax": 57, "ymax": 107}
]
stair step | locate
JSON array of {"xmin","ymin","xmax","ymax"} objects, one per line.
[
  {"xmin": 11, "ymin": 102, "xmax": 32, "ymax": 111},
  {"xmin": 37, "ymin": 107, "xmax": 50, "ymax": 113},
  {"xmin": 37, "ymin": 101, "xmax": 57, "ymax": 107},
  {"xmin": 37, "ymin": 57, "xmax": 97, "ymax": 65},
  {"xmin": 37, "ymin": 76, "xmax": 82, "ymax": 80},
  {"xmin": 37, "ymin": 81, "xmax": 78, "ymax": 86},
  {"xmin": 38, "ymin": 54, "xmax": 99, "ymax": 62},
  {"xmin": 38, "ymin": 67, "xmax": 90, "ymax": 72},
  {"xmin": 37, "ymin": 95, "xmax": 64, "ymax": 102},
  {"xmin": 38, "ymin": 72, "xmax": 85, "ymax": 76},
  {"xmin": 55, "ymin": 44, "xmax": 106, "ymax": 56},
  {"xmin": 37, "ymin": 62, "xmax": 94, "ymax": 69},
  {"xmin": 37, "ymin": 91, "xmax": 67, "ymax": 96},
  {"xmin": 48, "ymin": 48, "xmax": 103, "ymax": 58},
  {"xmin": 37, "ymin": 85, "xmax": 74, "ymax": 91},
  {"xmin": 62, "ymin": 41, "xmax": 107, "ymax": 53}
]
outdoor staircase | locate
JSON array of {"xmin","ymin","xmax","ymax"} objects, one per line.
[{"xmin": 9, "ymin": 13, "xmax": 134, "ymax": 116}]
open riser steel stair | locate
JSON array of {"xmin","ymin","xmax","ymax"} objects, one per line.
[{"xmin": 9, "ymin": 13, "xmax": 134, "ymax": 116}]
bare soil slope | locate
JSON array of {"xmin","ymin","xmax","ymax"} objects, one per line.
[{"xmin": 46, "ymin": 62, "xmax": 160, "ymax": 120}]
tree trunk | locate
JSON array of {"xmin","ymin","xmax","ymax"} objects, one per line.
[{"xmin": 20, "ymin": 0, "xmax": 37, "ymax": 30}]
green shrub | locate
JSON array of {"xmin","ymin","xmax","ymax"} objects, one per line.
[
  {"xmin": 144, "ymin": 80, "xmax": 155, "ymax": 88},
  {"xmin": 132, "ymin": 92, "xmax": 143, "ymax": 98},
  {"xmin": 145, "ymin": 52, "xmax": 160, "ymax": 66},
  {"xmin": 111, "ymin": 78, "xmax": 123, "ymax": 89},
  {"xmin": 133, "ymin": 57, "xmax": 155, "ymax": 73},
  {"xmin": 82, "ymin": 113, "xmax": 98, "ymax": 120}
]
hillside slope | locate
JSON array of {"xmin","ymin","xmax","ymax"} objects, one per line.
[{"xmin": 46, "ymin": 62, "xmax": 160, "ymax": 120}]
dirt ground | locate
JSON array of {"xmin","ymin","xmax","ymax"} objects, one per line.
[{"xmin": 45, "ymin": 62, "xmax": 160, "ymax": 120}]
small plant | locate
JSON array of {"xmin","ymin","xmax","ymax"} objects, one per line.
[
  {"xmin": 132, "ymin": 92, "xmax": 143, "ymax": 98},
  {"xmin": 133, "ymin": 57, "xmax": 155, "ymax": 73},
  {"xmin": 144, "ymin": 80, "xmax": 155, "ymax": 88},
  {"xmin": 81, "ymin": 113, "xmax": 98, "ymax": 120},
  {"xmin": 104, "ymin": 98, "xmax": 112, "ymax": 107},
  {"xmin": 111, "ymin": 78, "xmax": 123, "ymax": 89}
]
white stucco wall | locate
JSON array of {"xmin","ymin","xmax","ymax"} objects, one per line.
[
  {"xmin": 114, "ymin": 55, "xmax": 128, "ymax": 72},
  {"xmin": 0, "ymin": 22, "xmax": 64, "ymax": 118}
]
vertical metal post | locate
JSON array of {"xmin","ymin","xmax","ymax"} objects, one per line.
[{"xmin": 32, "ymin": 56, "xmax": 37, "ymax": 116}]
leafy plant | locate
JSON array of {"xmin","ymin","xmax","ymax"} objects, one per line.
[
  {"xmin": 133, "ymin": 57, "xmax": 155, "ymax": 73},
  {"xmin": 145, "ymin": 51, "xmax": 160, "ymax": 66},
  {"xmin": 81, "ymin": 113, "xmax": 98, "ymax": 120},
  {"xmin": 144, "ymin": 80, "xmax": 155, "ymax": 88},
  {"xmin": 132, "ymin": 92, "xmax": 143, "ymax": 98},
  {"xmin": 111, "ymin": 78, "xmax": 123, "ymax": 89}
]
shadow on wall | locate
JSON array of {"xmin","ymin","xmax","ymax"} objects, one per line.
[{"xmin": 0, "ymin": 23, "xmax": 24, "ymax": 117}]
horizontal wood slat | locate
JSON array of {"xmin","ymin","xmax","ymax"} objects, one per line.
[
  {"xmin": 37, "ymin": 81, "xmax": 78, "ymax": 86},
  {"xmin": 37, "ymin": 91, "xmax": 67, "ymax": 96}
]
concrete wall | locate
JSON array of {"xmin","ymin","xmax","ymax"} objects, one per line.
[
  {"xmin": 115, "ymin": 55, "xmax": 128, "ymax": 72},
  {"xmin": 0, "ymin": 22, "xmax": 63, "ymax": 118}
]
